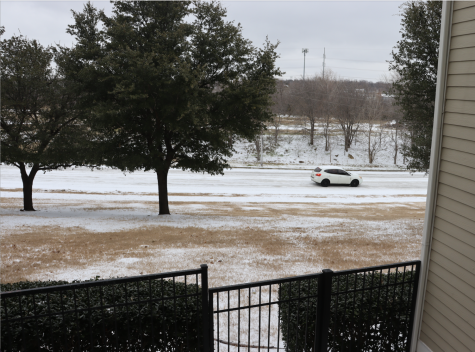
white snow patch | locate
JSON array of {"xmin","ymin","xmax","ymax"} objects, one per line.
[{"xmin": 117, "ymin": 258, "xmax": 141, "ymax": 264}]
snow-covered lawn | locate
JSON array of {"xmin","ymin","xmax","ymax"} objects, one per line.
[{"xmin": 1, "ymin": 165, "xmax": 427, "ymax": 287}]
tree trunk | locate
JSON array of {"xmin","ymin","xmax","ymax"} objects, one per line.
[
  {"xmin": 309, "ymin": 120, "xmax": 314, "ymax": 145},
  {"xmin": 394, "ymin": 128, "xmax": 398, "ymax": 165},
  {"xmin": 19, "ymin": 162, "xmax": 39, "ymax": 211},
  {"xmin": 254, "ymin": 137, "xmax": 261, "ymax": 162},
  {"xmin": 156, "ymin": 169, "xmax": 170, "ymax": 215},
  {"xmin": 368, "ymin": 130, "xmax": 372, "ymax": 164},
  {"xmin": 324, "ymin": 124, "xmax": 329, "ymax": 152},
  {"xmin": 344, "ymin": 133, "xmax": 350, "ymax": 152}
]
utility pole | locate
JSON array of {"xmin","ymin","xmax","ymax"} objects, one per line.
[
  {"xmin": 323, "ymin": 47, "xmax": 326, "ymax": 79},
  {"xmin": 302, "ymin": 48, "xmax": 309, "ymax": 80}
]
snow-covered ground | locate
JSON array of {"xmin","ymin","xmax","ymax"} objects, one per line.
[
  {"xmin": 1, "ymin": 164, "xmax": 427, "ymax": 350},
  {"xmin": 2, "ymin": 165, "xmax": 427, "ymax": 279},
  {"xmin": 229, "ymin": 123, "xmax": 406, "ymax": 170}
]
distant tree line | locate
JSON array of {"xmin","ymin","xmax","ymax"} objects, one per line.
[{"xmin": 268, "ymin": 72, "xmax": 403, "ymax": 166}]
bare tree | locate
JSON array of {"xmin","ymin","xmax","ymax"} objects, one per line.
[
  {"xmin": 334, "ymin": 80, "xmax": 367, "ymax": 152},
  {"xmin": 363, "ymin": 94, "xmax": 385, "ymax": 164},
  {"xmin": 318, "ymin": 70, "xmax": 338, "ymax": 151},
  {"xmin": 270, "ymin": 80, "xmax": 291, "ymax": 144},
  {"xmin": 292, "ymin": 77, "xmax": 322, "ymax": 146},
  {"xmin": 385, "ymin": 101, "xmax": 403, "ymax": 165},
  {"xmin": 380, "ymin": 72, "xmax": 406, "ymax": 165}
]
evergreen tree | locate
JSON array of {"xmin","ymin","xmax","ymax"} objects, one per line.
[
  {"xmin": 0, "ymin": 29, "xmax": 94, "ymax": 211},
  {"xmin": 63, "ymin": 1, "xmax": 281, "ymax": 214},
  {"xmin": 389, "ymin": 1, "xmax": 442, "ymax": 172}
]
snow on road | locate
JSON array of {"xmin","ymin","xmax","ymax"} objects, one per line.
[{"xmin": 1, "ymin": 165, "xmax": 428, "ymax": 203}]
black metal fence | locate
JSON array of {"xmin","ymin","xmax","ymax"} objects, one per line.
[
  {"xmin": 207, "ymin": 260, "xmax": 420, "ymax": 352},
  {"xmin": 1, "ymin": 261, "xmax": 420, "ymax": 352},
  {"xmin": 1, "ymin": 265, "xmax": 208, "ymax": 352}
]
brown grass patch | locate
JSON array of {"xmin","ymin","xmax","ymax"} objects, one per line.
[
  {"xmin": 176, "ymin": 202, "xmax": 426, "ymax": 221},
  {"xmin": 1, "ymin": 194, "xmax": 425, "ymax": 285},
  {"xmin": 1, "ymin": 215, "xmax": 423, "ymax": 285}
]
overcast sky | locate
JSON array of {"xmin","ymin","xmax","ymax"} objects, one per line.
[{"xmin": 1, "ymin": 1, "xmax": 404, "ymax": 82}]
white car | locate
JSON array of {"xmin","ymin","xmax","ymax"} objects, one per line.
[{"xmin": 310, "ymin": 166, "xmax": 363, "ymax": 187}]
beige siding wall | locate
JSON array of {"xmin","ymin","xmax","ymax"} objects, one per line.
[{"xmin": 420, "ymin": 2, "xmax": 475, "ymax": 351}]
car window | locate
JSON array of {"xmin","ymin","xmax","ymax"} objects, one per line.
[
  {"xmin": 314, "ymin": 167, "xmax": 322, "ymax": 172},
  {"xmin": 324, "ymin": 169, "xmax": 336, "ymax": 174},
  {"xmin": 339, "ymin": 170, "xmax": 350, "ymax": 176}
]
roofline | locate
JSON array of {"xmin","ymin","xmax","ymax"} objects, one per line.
[{"xmin": 410, "ymin": 2, "xmax": 453, "ymax": 350}]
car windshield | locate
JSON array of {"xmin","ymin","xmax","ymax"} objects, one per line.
[{"xmin": 314, "ymin": 167, "xmax": 322, "ymax": 172}]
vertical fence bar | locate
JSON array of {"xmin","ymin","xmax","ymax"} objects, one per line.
[
  {"xmin": 258, "ymin": 285, "xmax": 262, "ymax": 352},
  {"xmin": 238, "ymin": 289, "xmax": 241, "ymax": 351},
  {"xmin": 2, "ymin": 297, "xmax": 11, "ymax": 350},
  {"xmin": 406, "ymin": 262, "xmax": 421, "ymax": 352},
  {"xmin": 295, "ymin": 280, "xmax": 301, "ymax": 352},
  {"xmin": 217, "ymin": 292, "xmax": 220, "ymax": 352},
  {"xmin": 357, "ymin": 271, "xmax": 367, "ymax": 351},
  {"xmin": 201, "ymin": 264, "xmax": 210, "ymax": 352},
  {"xmin": 315, "ymin": 269, "xmax": 333, "ymax": 352},
  {"xmin": 248, "ymin": 287, "xmax": 251, "ymax": 352},
  {"xmin": 274, "ymin": 284, "xmax": 278, "ymax": 352}
]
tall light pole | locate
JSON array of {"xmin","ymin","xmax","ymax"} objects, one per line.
[{"xmin": 302, "ymin": 48, "xmax": 309, "ymax": 80}]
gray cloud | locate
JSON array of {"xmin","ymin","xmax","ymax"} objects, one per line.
[{"xmin": 1, "ymin": 1, "xmax": 404, "ymax": 81}]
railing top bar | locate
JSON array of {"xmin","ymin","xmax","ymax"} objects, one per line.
[
  {"xmin": 209, "ymin": 271, "xmax": 322, "ymax": 293},
  {"xmin": 0, "ymin": 267, "xmax": 203, "ymax": 297},
  {"xmin": 332, "ymin": 260, "xmax": 421, "ymax": 277}
]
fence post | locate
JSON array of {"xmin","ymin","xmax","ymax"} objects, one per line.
[
  {"xmin": 201, "ymin": 264, "xmax": 210, "ymax": 352},
  {"xmin": 314, "ymin": 269, "xmax": 333, "ymax": 352},
  {"xmin": 407, "ymin": 261, "xmax": 422, "ymax": 352}
]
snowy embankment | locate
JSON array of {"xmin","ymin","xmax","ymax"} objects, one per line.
[{"xmin": 229, "ymin": 123, "xmax": 407, "ymax": 170}]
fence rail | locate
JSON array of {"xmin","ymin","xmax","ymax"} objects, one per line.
[
  {"xmin": 207, "ymin": 260, "xmax": 420, "ymax": 352},
  {"xmin": 1, "ymin": 266, "xmax": 208, "ymax": 352},
  {"xmin": 1, "ymin": 261, "xmax": 420, "ymax": 352}
]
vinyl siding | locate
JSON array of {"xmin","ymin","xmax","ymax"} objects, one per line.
[{"xmin": 420, "ymin": 3, "xmax": 475, "ymax": 351}]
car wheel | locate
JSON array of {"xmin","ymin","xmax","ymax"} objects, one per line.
[
  {"xmin": 321, "ymin": 179, "xmax": 330, "ymax": 187},
  {"xmin": 350, "ymin": 179, "xmax": 359, "ymax": 187}
]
